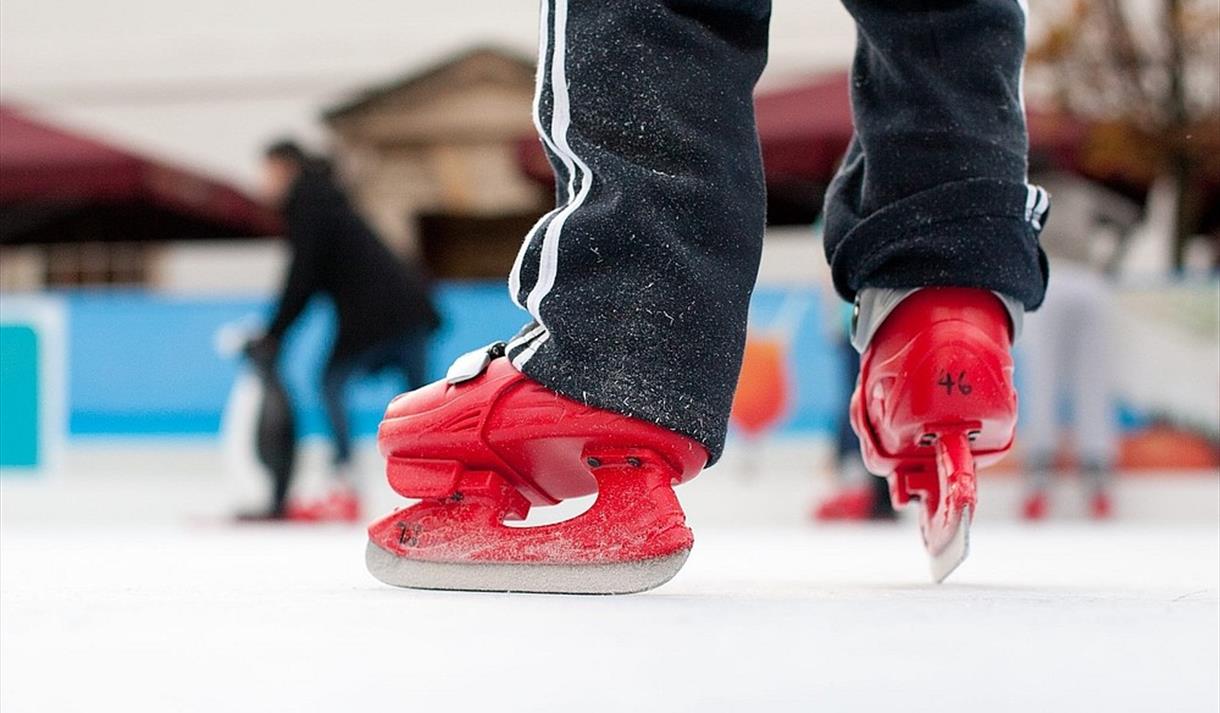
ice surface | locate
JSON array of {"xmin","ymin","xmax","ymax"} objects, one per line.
[{"xmin": 2, "ymin": 443, "xmax": 1218, "ymax": 713}]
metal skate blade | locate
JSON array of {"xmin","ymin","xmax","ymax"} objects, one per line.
[
  {"xmin": 366, "ymin": 541, "xmax": 690, "ymax": 595},
  {"xmin": 928, "ymin": 506, "xmax": 971, "ymax": 584}
]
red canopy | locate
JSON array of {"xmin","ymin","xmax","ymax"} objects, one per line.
[
  {"xmin": 753, "ymin": 71, "xmax": 854, "ymax": 184},
  {"xmin": 0, "ymin": 105, "xmax": 279, "ymax": 239},
  {"xmin": 519, "ymin": 71, "xmax": 1086, "ymax": 187}
]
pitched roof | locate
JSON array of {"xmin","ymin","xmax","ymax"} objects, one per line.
[{"xmin": 324, "ymin": 45, "xmax": 535, "ymax": 122}]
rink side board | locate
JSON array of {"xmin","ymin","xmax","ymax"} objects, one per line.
[{"xmin": 0, "ymin": 295, "xmax": 66, "ymax": 476}]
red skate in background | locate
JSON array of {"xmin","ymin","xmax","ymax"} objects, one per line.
[
  {"xmin": 283, "ymin": 486, "xmax": 361, "ymax": 523},
  {"xmin": 365, "ymin": 345, "xmax": 707, "ymax": 594},
  {"xmin": 852, "ymin": 288, "xmax": 1017, "ymax": 581}
]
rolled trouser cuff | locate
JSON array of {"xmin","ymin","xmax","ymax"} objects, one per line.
[
  {"xmin": 851, "ymin": 287, "xmax": 1025, "ymax": 352},
  {"xmin": 827, "ymin": 178, "xmax": 1050, "ymax": 310}
]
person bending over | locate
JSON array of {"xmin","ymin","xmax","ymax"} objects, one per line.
[{"xmin": 254, "ymin": 140, "xmax": 440, "ymax": 521}]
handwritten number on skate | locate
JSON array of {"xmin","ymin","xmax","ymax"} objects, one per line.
[
  {"xmin": 938, "ymin": 371, "xmax": 972, "ymax": 396},
  {"xmin": 397, "ymin": 521, "xmax": 422, "ymax": 547}
]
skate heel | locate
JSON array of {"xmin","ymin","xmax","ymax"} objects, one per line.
[
  {"xmin": 579, "ymin": 447, "xmax": 692, "ymax": 551},
  {"xmin": 853, "ymin": 289, "xmax": 1016, "ymax": 582}
]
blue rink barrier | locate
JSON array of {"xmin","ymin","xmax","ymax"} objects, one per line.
[
  {"xmin": 0, "ymin": 324, "xmax": 40, "ymax": 466},
  {"xmin": 60, "ymin": 284, "xmax": 847, "ymax": 440},
  {"xmin": 0, "ymin": 296, "xmax": 67, "ymax": 471}
]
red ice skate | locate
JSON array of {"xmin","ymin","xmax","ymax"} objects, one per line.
[
  {"xmin": 366, "ymin": 344, "xmax": 707, "ymax": 594},
  {"xmin": 852, "ymin": 288, "xmax": 1017, "ymax": 582},
  {"xmin": 284, "ymin": 485, "xmax": 361, "ymax": 523},
  {"xmin": 812, "ymin": 486, "xmax": 877, "ymax": 521},
  {"xmin": 1021, "ymin": 491, "xmax": 1049, "ymax": 521},
  {"xmin": 1088, "ymin": 491, "xmax": 1114, "ymax": 520}
]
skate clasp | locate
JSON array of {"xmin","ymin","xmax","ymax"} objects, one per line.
[{"xmin": 445, "ymin": 341, "xmax": 508, "ymax": 384}]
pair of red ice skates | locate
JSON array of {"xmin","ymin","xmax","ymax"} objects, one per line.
[{"xmin": 366, "ymin": 288, "xmax": 1016, "ymax": 593}]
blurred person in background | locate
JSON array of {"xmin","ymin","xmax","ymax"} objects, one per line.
[
  {"xmin": 1018, "ymin": 171, "xmax": 1139, "ymax": 521},
  {"xmin": 249, "ymin": 139, "xmax": 441, "ymax": 521}
]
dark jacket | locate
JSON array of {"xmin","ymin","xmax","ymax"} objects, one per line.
[{"xmin": 267, "ymin": 169, "xmax": 440, "ymax": 360}]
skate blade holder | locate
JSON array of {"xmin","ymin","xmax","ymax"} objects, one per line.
[
  {"xmin": 888, "ymin": 423, "xmax": 981, "ymax": 583},
  {"xmin": 385, "ymin": 457, "xmax": 531, "ymax": 521},
  {"xmin": 888, "ymin": 422, "xmax": 981, "ymax": 506},
  {"xmin": 581, "ymin": 446, "xmax": 687, "ymax": 495},
  {"xmin": 582, "ymin": 446, "xmax": 672, "ymax": 472},
  {"xmin": 369, "ymin": 447, "xmax": 692, "ymax": 594}
]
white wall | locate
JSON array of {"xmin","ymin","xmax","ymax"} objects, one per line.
[
  {"xmin": 149, "ymin": 240, "xmax": 287, "ymax": 295},
  {"xmin": 0, "ymin": 247, "xmax": 45, "ymax": 292},
  {"xmin": 756, "ymin": 226, "xmax": 832, "ymax": 288}
]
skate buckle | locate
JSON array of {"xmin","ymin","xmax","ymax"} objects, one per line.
[{"xmin": 445, "ymin": 342, "xmax": 507, "ymax": 384}]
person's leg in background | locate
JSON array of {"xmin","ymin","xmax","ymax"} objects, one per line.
[
  {"xmin": 293, "ymin": 353, "xmax": 361, "ymax": 522},
  {"xmin": 1019, "ymin": 265, "xmax": 1117, "ymax": 520},
  {"xmin": 367, "ymin": 0, "xmax": 773, "ymax": 593},
  {"xmin": 322, "ymin": 333, "xmax": 426, "ymax": 482},
  {"xmin": 321, "ymin": 356, "xmax": 355, "ymax": 474},
  {"xmin": 1069, "ymin": 270, "xmax": 1118, "ymax": 518},
  {"xmin": 390, "ymin": 327, "xmax": 430, "ymax": 393},
  {"xmin": 825, "ymin": 0, "xmax": 1049, "ymax": 578},
  {"xmin": 1017, "ymin": 281, "xmax": 1066, "ymax": 520}
]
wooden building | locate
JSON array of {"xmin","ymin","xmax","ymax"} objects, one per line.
[{"xmin": 324, "ymin": 46, "xmax": 549, "ymax": 280}]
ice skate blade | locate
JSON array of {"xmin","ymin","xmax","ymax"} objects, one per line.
[
  {"xmin": 928, "ymin": 506, "xmax": 971, "ymax": 584},
  {"xmin": 366, "ymin": 541, "xmax": 690, "ymax": 595}
]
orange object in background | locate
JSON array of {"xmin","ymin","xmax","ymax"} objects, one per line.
[
  {"xmin": 1117, "ymin": 425, "xmax": 1220, "ymax": 471},
  {"xmin": 730, "ymin": 333, "xmax": 791, "ymax": 437},
  {"xmin": 989, "ymin": 424, "xmax": 1220, "ymax": 474}
]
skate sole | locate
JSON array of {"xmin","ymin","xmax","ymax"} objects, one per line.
[
  {"xmin": 366, "ymin": 541, "xmax": 690, "ymax": 595},
  {"xmin": 928, "ymin": 505, "xmax": 971, "ymax": 584}
]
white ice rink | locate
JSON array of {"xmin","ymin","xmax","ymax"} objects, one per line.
[{"xmin": 3, "ymin": 442, "xmax": 1218, "ymax": 713}]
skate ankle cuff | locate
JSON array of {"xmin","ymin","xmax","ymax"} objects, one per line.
[{"xmin": 851, "ymin": 288, "xmax": 1024, "ymax": 352}]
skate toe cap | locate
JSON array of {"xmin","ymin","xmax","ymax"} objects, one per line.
[{"xmin": 384, "ymin": 379, "xmax": 451, "ymax": 420}]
